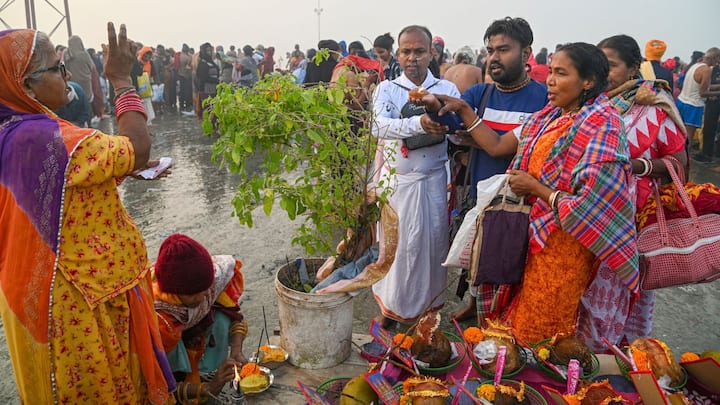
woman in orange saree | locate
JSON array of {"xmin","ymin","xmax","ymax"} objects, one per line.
[{"xmin": 0, "ymin": 23, "xmax": 173, "ymax": 404}]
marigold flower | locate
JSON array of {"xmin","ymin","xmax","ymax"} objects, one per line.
[
  {"xmin": 538, "ymin": 347, "xmax": 550, "ymax": 361},
  {"xmin": 476, "ymin": 383, "xmax": 496, "ymax": 401},
  {"xmin": 680, "ymin": 352, "xmax": 700, "ymax": 362},
  {"xmin": 462, "ymin": 327, "xmax": 484, "ymax": 345},
  {"xmin": 393, "ymin": 333, "xmax": 414, "ymax": 350}
]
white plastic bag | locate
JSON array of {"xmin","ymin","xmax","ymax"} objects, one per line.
[
  {"xmin": 442, "ymin": 174, "xmax": 508, "ymax": 269},
  {"xmin": 151, "ymin": 83, "xmax": 165, "ymax": 103}
]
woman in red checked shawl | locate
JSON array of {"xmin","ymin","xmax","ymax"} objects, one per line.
[
  {"xmin": 503, "ymin": 43, "xmax": 639, "ymax": 343},
  {"xmin": 0, "ymin": 25, "xmax": 174, "ymax": 404},
  {"xmin": 577, "ymin": 35, "xmax": 688, "ymax": 351},
  {"xmin": 418, "ymin": 43, "xmax": 638, "ymax": 343}
]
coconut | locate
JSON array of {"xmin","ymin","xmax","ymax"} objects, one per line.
[
  {"xmin": 629, "ymin": 337, "xmax": 683, "ymax": 386},
  {"xmin": 547, "ymin": 333, "xmax": 594, "ymax": 374}
]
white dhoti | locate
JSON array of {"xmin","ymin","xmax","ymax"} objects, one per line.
[{"xmin": 372, "ymin": 166, "xmax": 449, "ymax": 322}]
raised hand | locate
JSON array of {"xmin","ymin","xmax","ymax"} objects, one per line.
[{"xmin": 103, "ymin": 22, "xmax": 136, "ymax": 85}]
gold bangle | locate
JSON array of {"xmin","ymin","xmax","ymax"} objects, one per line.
[
  {"xmin": 174, "ymin": 382, "xmax": 184, "ymax": 403},
  {"xmin": 183, "ymin": 382, "xmax": 190, "ymax": 404},
  {"xmin": 230, "ymin": 319, "xmax": 248, "ymax": 337},
  {"xmin": 198, "ymin": 382, "xmax": 209, "ymax": 402}
]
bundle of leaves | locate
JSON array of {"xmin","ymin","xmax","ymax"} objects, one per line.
[{"xmin": 202, "ymin": 73, "xmax": 392, "ymax": 255}]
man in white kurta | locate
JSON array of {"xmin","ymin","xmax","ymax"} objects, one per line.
[{"xmin": 371, "ymin": 25, "xmax": 460, "ymax": 324}]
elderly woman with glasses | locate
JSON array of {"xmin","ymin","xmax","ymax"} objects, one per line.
[{"xmin": 0, "ymin": 23, "xmax": 174, "ymax": 403}]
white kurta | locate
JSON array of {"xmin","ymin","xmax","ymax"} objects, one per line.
[{"xmin": 371, "ymin": 73, "xmax": 460, "ymax": 322}]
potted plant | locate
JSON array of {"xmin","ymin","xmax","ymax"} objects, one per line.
[{"xmin": 202, "ymin": 58, "xmax": 396, "ymax": 368}]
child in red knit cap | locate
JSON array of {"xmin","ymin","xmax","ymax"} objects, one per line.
[{"xmin": 152, "ymin": 233, "xmax": 248, "ymax": 403}]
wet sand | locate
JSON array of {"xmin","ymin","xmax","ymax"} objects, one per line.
[{"xmin": 1, "ymin": 112, "xmax": 719, "ymax": 403}]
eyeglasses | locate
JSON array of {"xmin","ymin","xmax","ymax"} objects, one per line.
[{"xmin": 29, "ymin": 61, "xmax": 66, "ymax": 77}]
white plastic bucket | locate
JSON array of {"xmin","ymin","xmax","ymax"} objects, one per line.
[{"xmin": 275, "ymin": 258, "xmax": 354, "ymax": 369}]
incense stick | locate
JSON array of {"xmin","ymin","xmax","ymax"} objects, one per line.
[{"xmin": 262, "ymin": 306, "xmax": 270, "ymax": 344}]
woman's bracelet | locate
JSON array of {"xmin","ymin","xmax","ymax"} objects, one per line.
[
  {"xmin": 197, "ymin": 382, "xmax": 209, "ymax": 402},
  {"xmin": 638, "ymin": 158, "xmax": 653, "ymax": 177},
  {"xmin": 113, "ymin": 86, "xmax": 136, "ymax": 101},
  {"xmin": 548, "ymin": 190, "xmax": 561, "ymax": 210},
  {"xmin": 466, "ymin": 115, "xmax": 483, "ymax": 132},
  {"xmin": 230, "ymin": 319, "xmax": 248, "ymax": 337},
  {"xmin": 115, "ymin": 91, "xmax": 148, "ymax": 121}
]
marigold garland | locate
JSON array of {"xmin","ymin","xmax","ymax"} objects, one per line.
[{"xmin": 463, "ymin": 327, "xmax": 484, "ymax": 345}]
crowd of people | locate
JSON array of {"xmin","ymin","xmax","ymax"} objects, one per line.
[{"xmin": 1, "ymin": 14, "xmax": 720, "ymax": 404}]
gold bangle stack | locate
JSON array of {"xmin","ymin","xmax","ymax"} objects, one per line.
[
  {"xmin": 175, "ymin": 381, "xmax": 208, "ymax": 405},
  {"xmin": 230, "ymin": 319, "xmax": 248, "ymax": 337},
  {"xmin": 197, "ymin": 382, "xmax": 209, "ymax": 402}
]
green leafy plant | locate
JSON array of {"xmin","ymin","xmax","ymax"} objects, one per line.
[{"xmin": 202, "ymin": 72, "xmax": 392, "ymax": 256}]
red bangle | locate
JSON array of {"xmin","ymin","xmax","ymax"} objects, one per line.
[{"xmin": 115, "ymin": 91, "xmax": 147, "ymax": 121}]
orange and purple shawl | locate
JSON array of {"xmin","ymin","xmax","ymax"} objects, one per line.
[{"xmin": 0, "ymin": 29, "xmax": 173, "ymax": 404}]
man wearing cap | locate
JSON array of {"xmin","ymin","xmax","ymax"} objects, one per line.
[
  {"xmin": 641, "ymin": 39, "xmax": 674, "ymax": 93},
  {"xmin": 153, "ymin": 234, "xmax": 248, "ymax": 403}
]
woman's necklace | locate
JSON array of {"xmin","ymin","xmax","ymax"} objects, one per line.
[{"xmin": 495, "ymin": 75, "xmax": 531, "ymax": 93}]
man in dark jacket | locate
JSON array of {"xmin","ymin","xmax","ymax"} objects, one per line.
[{"xmin": 303, "ymin": 39, "xmax": 340, "ymax": 85}]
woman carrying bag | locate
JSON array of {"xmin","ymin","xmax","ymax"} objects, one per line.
[{"xmin": 419, "ymin": 43, "xmax": 639, "ymax": 343}]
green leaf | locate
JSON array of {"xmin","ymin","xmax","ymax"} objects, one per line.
[
  {"xmin": 306, "ymin": 129, "xmax": 323, "ymax": 144},
  {"xmin": 231, "ymin": 148, "xmax": 241, "ymax": 165},
  {"xmin": 263, "ymin": 190, "xmax": 274, "ymax": 216}
]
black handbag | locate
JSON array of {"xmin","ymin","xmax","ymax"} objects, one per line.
[{"xmin": 393, "ymin": 81, "xmax": 446, "ymax": 150}]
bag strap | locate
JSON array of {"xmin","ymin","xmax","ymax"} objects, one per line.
[
  {"xmin": 661, "ymin": 155, "xmax": 686, "ymax": 184},
  {"xmin": 391, "ymin": 80, "xmax": 441, "ymax": 91},
  {"xmin": 652, "ymin": 158, "xmax": 700, "ymax": 243},
  {"xmin": 462, "ymin": 84, "xmax": 495, "ymax": 188}
]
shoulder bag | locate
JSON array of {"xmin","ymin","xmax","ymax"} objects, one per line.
[
  {"xmin": 471, "ymin": 179, "xmax": 532, "ymax": 285},
  {"xmin": 638, "ymin": 157, "xmax": 720, "ymax": 290}
]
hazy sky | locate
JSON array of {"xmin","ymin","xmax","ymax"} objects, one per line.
[{"xmin": 2, "ymin": 0, "xmax": 719, "ymax": 63}]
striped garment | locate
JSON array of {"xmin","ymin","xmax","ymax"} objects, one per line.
[{"xmin": 512, "ymin": 94, "xmax": 640, "ymax": 294}]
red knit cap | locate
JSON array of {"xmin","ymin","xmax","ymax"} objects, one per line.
[{"xmin": 155, "ymin": 234, "xmax": 214, "ymax": 295}]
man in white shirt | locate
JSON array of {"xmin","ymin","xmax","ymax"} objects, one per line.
[{"xmin": 371, "ymin": 25, "xmax": 460, "ymax": 327}]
